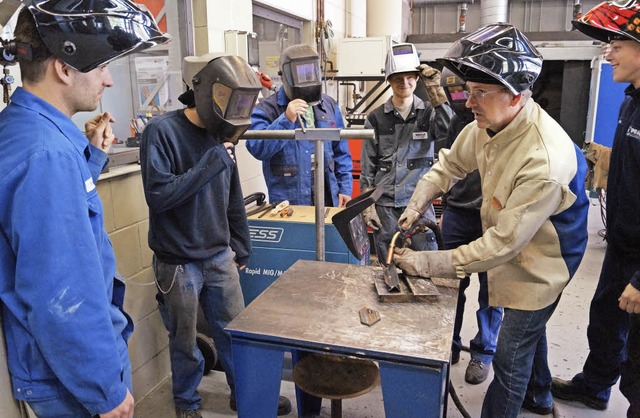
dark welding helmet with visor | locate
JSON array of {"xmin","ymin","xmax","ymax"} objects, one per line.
[
  {"xmin": 437, "ymin": 23, "xmax": 542, "ymax": 95},
  {"xmin": 25, "ymin": 0, "xmax": 171, "ymax": 72},
  {"xmin": 573, "ymin": 1, "xmax": 640, "ymax": 43},
  {"xmin": 192, "ymin": 55, "xmax": 261, "ymax": 144},
  {"xmin": 440, "ymin": 67, "xmax": 472, "ymax": 119},
  {"xmin": 279, "ymin": 44, "xmax": 322, "ymax": 104}
]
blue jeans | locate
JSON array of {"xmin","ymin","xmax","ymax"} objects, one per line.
[
  {"xmin": 481, "ymin": 300, "xmax": 559, "ymax": 418},
  {"xmin": 571, "ymin": 246, "xmax": 640, "ymax": 410},
  {"xmin": 441, "ymin": 208, "xmax": 502, "ymax": 364},
  {"xmin": 373, "ymin": 205, "xmax": 438, "ymax": 262},
  {"xmin": 27, "ymin": 355, "xmax": 132, "ymax": 418},
  {"xmin": 153, "ymin": 247, "xmax": 245, "ymax": 410}
]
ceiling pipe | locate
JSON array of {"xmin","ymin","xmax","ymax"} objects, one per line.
[
  {"xmin": 412, "ymin": 0, "xmax": 474, "ymax": 4},
  {"xmin": 459, "ymin": 2, "xmax": 468, "ymax": 32},
  {"xmin": 480, "ymin": 0, "xmax": 508, "ymax": 25}
]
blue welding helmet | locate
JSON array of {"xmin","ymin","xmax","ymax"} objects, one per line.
[
  {"xmin": 279, "ymin": 44, "xmax": 322, "ymax": 104},
  {"xmin": 437, "ymin": 23, "xmax": 542, "ymax": 95},
  {"xmin": 192, "ymin": 55, "xmax": 262, "ymax": 144},
  {"xmin": 25, "ymin": 0, "xmax": 171, "ymax": 72}
]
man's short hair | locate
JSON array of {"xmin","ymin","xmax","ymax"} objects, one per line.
[{"xmin": 14, "ymin": 7, "xmax": 53, "ymax": 83}]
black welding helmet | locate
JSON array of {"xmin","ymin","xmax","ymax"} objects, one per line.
[
  {"xmin": 573, "ymin": 1, "xmax": 640, "ymax": 43},
  {"xmin": 437, "ymin": 23, "xmax": 542, "ymax": 95},
  {"xmin": 279, "ymin": 44, "xmax": 322, "ymax": 104},
  {"xmin": 440, "ymin": 67, "xmax": 473, "ymax": 119},
  {"xmin": 192, "ymin": 55, "xmax": 261, "ymax": 143},
  {"xmin": 26, "ymin": 0, "xmax": 171, "ymax": 73}
]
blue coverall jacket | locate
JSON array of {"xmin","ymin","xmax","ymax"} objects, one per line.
[
  {"xmin": 247, "ymin": 87, "xmax": 353, "ymax": 206},
  {"xmin": 0, "ymin": 88, "xmax": 132, "ymax": 415}
]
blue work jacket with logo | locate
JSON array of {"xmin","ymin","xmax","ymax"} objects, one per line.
[
  {"xmin": 247, "ymin": 87, "xmax": 353, "ymax": 206},
  {"xmin": 0, "ymin": 88, "xmax": 132, "ymax": 415}
]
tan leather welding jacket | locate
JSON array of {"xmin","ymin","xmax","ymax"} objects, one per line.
[{"xmin": 425, "ymin": 99, "xmax": 589, "ymax": 310}]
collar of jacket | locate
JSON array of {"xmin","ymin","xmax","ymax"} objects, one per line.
[{"xmin": 382, "ymin": 94, "xmax": 425, "ymax": 115}]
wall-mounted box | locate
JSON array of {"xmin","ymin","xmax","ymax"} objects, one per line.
[{"xmin": 336, "ymin": 36, "xmax": 392, "ymax": 78}]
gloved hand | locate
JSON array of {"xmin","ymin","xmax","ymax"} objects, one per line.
[
  {"xmin": 418, "ymin": 64, "xmax": 448, "ymax": 108},
  {"xmin": 398, "ymin": 179, "xmax": 444, "ymax": 231},
  {"xmin": 362, "ymin": 205, "xmax": 381, "ymax": 231},
  {"xmin": 393, "ymin": 247, "xmax": 460, "ymax": 279},
  {"xmin": 398, "ymin": 208, "xmax": 421, "ymax": 231}
]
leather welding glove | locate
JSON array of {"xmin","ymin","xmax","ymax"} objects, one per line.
[
  {"xmin": 398, "ymin": 178, "xmax": 444, "ymax": 230},
  {"xmin": 393, "ymin": 247, "xmax": 460, "ymax": 279},
  {"xmin": 362, "ymin": 204, "xmax": 381, "ymax": 231},
  {"xmin": 418, "ymin": 64, "xmax": 448, "ymax": 108}
]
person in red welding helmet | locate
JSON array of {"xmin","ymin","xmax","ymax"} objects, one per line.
[{"xmin": 552, "ymin": 2, "xmax": 640, "ymax": 416}]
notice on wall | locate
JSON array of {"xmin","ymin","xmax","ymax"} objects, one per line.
[{"xmin": 134, "ymin": 55, "xmax": 170, "ymax": 114}]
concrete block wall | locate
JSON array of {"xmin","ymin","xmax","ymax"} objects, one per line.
[{"xmin": 97, "ymin": 168, "xmax": 171, "ymax": 403}]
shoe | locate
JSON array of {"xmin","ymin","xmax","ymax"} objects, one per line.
[
  {"xmin": 521, "ymin": 398, "xmax": 554, "ymax": 415},
  {"xmin": 465, "ymin": 359, "xmax": 490, "ymax": 384},
  {"xmin": 230, "ymin": 394, "xmax": 292, "ymax": 416},
  {"xmin": 551, "ymin": 377, "xmax": 608, "ymax": 410},
  {"xmin": 451, "ymin": 350, "xmax": 460, "ymax": 365},
  {"xmin": 175, "ymin": 407, "xmax": 202, "ymax": 418}
]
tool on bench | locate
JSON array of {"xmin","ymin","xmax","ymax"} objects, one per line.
[
  {"xmin": 270, "ymin": 200, "xmax": 290, "ymax": 215},
  {"xmin": 257, "ymin": 202, "xmax": 278, "ymax": 218},
  {"xmin": 244, "ymin": 192, "xmax": 267, "ymax": 217},
  {"xmin": 279, "ymin": 207, "xmax": 293, "ymax": 217}
]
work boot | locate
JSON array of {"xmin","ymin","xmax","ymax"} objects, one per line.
[
  {"xmin": 451, "ymin": 350, "xmax": 460, "ymax": 365},
  {"xmin": 465, "ymin": 359, "xmax": 490, "ymax": 384},
  {"xmin": 551, "ymin": 377, "xmax": 608, "ymax": 410},
  {"xmin": 175, "ymin": 407, "xmax": 202, "ymax": 418},
  {"xmin": 521, "ymin": 398, "xmax": 554, "ymax": 415},
  {"xmin": 230, "ymin": 393, "xmax": 292, "ymax": 416}
]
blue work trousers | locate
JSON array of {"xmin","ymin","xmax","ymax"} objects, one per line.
[
  {"xmin": 571, "ymin": 245, "xmax": 640, "ymax": 414},
  {"xmin": 441, "ymin": 207, "xmax": 502, "ymax": 364},
  {"xmin": 373, "ymin": 205, "xmax": 437, "ymax": 263},
  {"xmin": 153, "ymin": 247, "xmax": 245, "ymax": 411},
  {"xmin": 481, "ymin": 300, "xmax": 559, "ymax": 418}
]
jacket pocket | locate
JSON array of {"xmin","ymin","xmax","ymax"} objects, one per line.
[{"xmin": 407, "ymin": 157, "xmax": 433, "ymax": 170}]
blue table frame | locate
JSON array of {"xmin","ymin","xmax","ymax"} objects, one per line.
[{"xmin": 226, "ymin": 260, "xmax": 458, "ymax": 417}]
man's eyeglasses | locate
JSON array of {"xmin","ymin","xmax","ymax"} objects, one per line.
[{"xmin": 466, "ymin": 88, "xmax": 508, "ymax": 101}]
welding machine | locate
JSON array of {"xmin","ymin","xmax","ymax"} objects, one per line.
[{"xmin": 239, "ymin": 205, "xmax": 369, "ymax": 305}]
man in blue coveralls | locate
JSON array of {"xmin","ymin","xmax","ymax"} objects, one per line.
[
  {"xmin": 0, "ymin": 1, "xmax": 168, "ymax": 417},
  {"xmin": 247, "ymin": 44, "xmax": 353, "ymax": 207}
]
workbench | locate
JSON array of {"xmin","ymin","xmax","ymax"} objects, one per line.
[{"xmin": 227, "ymin": 259, "xmax": 458, "ymax": 417}]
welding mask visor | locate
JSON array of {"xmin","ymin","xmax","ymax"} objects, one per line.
[
  {"xmin": 440, "ymin": 67, "xmax": 473, "ymax": 120},
  {"xmin": 279, "ymin": 44, "xmax": 322, "ymax": 104},
  {"xmin": 192, "ymin": 55, "xmax": 261, "ymax": 144},
  {"xmin": 27, "ymin": 0, "xmax": 171, "ymax": 73}
]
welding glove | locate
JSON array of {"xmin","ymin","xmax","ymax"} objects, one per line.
[
  {"xmin": 418, "ymin": 64, "xmax": 448, "ymax": 108},
  {"xmin": 394, "ymin": 247, "xmax": 460, "ymax": 279},
  {"xmin": 362, "ymin": 204, "xmax": 381, "ymax": 231},
  {"xmin": 398, "ymin": 178, "xmax": 444, "ymax": 231}
]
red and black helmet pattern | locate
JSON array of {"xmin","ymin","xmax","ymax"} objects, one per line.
[{"xmin": 573, "ymin": 1, "xmax": 640, "ymax": 43}]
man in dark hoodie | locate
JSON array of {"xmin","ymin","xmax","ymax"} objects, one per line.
[{"xmin": 140, "ymin": 53, "xmax": 291, "ymax": 417}]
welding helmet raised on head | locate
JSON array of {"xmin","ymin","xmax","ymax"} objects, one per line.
[
  {"xmin": 192, "ymin": 55, "xmax": 262, "ymax": 144},
  {"xmin": 573, "ymin": 1, "xmax": 640, "ymax": 43},
  {"xmin": 279, "ymin": 44, "xmax": 322, "ymax": 104},
  {"xmin": 440, "ymin": 67, "xmax": 473, "ymax": 120},
  {"xmin": 437, "ymin": 23, "xmax": 542, "ymax": 95},
  {"xmin": 384, "ymin": 43, "xmax": 420, "ymax": 80},
  {"xmin": 25, "ymin": 0, "xmax": 171, "ymax": 73}
]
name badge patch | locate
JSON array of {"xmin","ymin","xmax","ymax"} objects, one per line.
[
  {"xmin": 627, "ymin": 125, "xmax": 640, "ymax": 141},
  {"xmin": 412, "ymin": 131, "xmax": 428, "ymax": 140}
]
